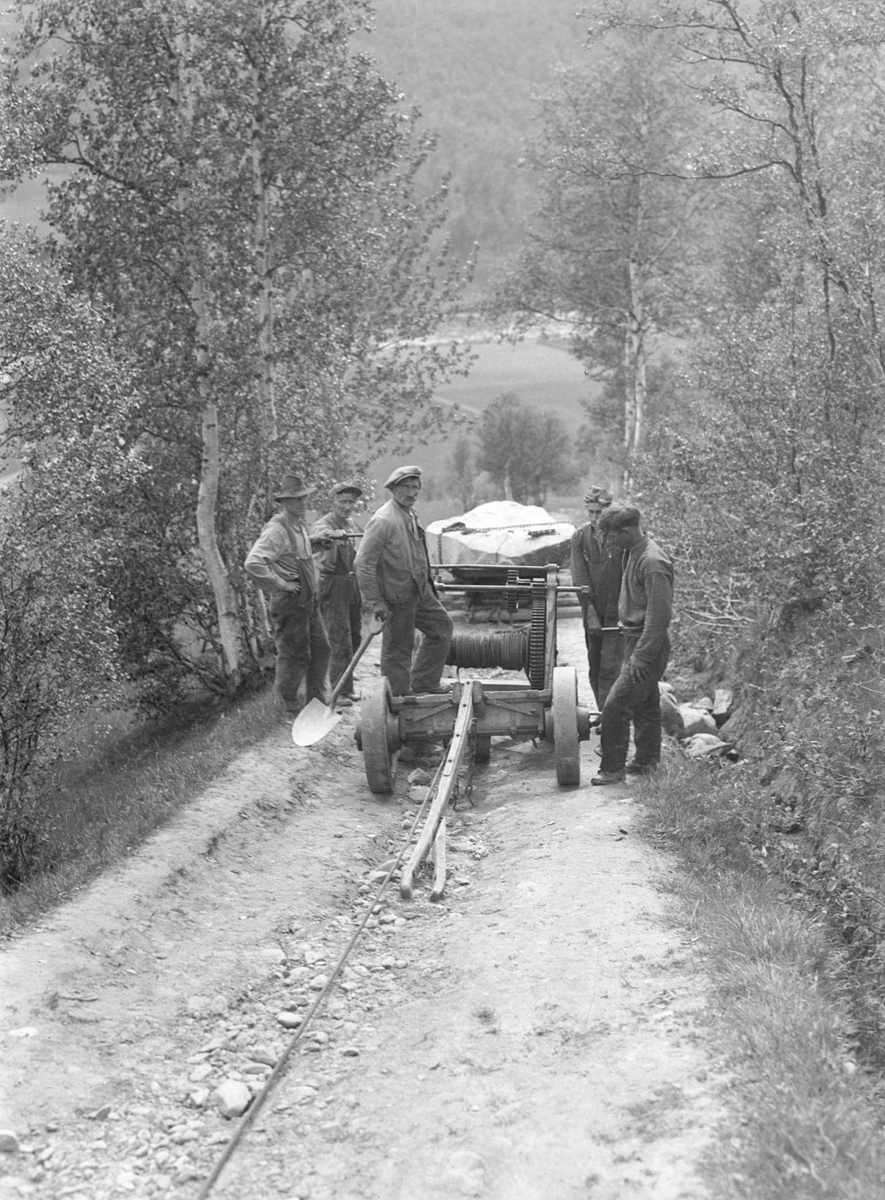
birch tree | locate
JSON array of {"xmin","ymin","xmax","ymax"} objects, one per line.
[
  {"xmin": 489, "ymin": 32, "xmax": 706, "ymax": 479},
  {"xmin": 0, "ymin": 230, "xmax": 143, "ymax": 883},
  {"xmin": 477, "ymin": 394, "xmax": 576, "ymax": 505},
  {"xmin": 592, "ymin": 1, "xmax": 885, "ymax": 621},
  {"xmin": 588, "ymin": 0, "xmax": 885, "ymax": 385},
  {"xmin": 4, "ymin": 0, "xmax": 471, "ymax": 701}
]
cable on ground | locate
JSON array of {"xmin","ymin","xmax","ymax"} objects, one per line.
[{"xmin": 195, "ymin": 753, "xmax": 447, "ymax": 1198}]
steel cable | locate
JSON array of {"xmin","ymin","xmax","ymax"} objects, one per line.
[
  {"xmin": 195, "ymin": 753, "xmax": 448, "ymax": 1198},
  {"xmin": 445, "ymin": 627, "xmax": 528, "ymax": 672}
]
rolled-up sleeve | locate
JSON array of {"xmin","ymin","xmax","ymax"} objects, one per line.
[{"xmin": 245, "ymin": 524, "xmax": 288, "ymax": 591}]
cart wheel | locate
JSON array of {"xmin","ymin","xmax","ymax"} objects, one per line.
[
  {"xmin": 474, "ymin": 734, "xmax": 491, "ymax": 764},
  {"xmin": 362, "ymin": 678, "xmax": 400, "ymax": 794},
  {"xmin": 552, "ymin": 665, "xmax": 580, "ymax": 786}
]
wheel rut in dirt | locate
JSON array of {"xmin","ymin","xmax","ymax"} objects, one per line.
[{"xmin": 0, "ymin": 617, "xmax": 724, "ymax": 1200}]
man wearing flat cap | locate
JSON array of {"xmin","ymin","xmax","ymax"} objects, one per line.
[
  {"xmin": 245, "ymin": 472, "xmax": 331, "ymax": 718},
  {"xmin": 570, "ymin": 484, "xmax": 624, "ymax": 711},
  {"xmin": 591, "ymin": 504, "xmax": 674, "ymax": 785},
  {"xmin": 354, "ymin": 465, "xmax": 453, "ymax": 696},
  {"xmin": 310, "ymin": 482, "xmax": 364, "ymax": 704}
]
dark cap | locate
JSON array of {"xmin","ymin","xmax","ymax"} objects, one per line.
[
  {"xmin": 331, "ymin": 480, "xmax": 363, "ymax": 499},
  {"xmin": 384, "ymin": 465, "xmax": 422, "ymax": 489},
  {"xmin": 583, "ymin": 485, "xmax": 613, "ymax": 506}
]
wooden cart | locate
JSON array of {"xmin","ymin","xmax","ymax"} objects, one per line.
[{"xmin": 354, "ymin": 563, "xmax": 596, "ymax": 795}]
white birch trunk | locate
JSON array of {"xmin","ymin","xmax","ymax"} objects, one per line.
[
  {"xmin": 622, "ymin": 304, "xmax": 636, "ymax": 454},
  {"xmin": 173, "ymin": 19, "xmax": 243, "ymax": 679},
  {"xmin": 628, "ymin": 256, "xmax": 646, "ymax": 454},
  {"xmin": 250, "ymin": 1, "xmax": 278, "ymax": 448}
]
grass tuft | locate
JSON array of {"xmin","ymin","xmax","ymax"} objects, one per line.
[
  {"xmin": 0, "ymin": 688, "xmax": 283, "ymax": 936},
  {"xmin": 636, "ymin": 754, "xmax": 885, "ymax": 1198}
]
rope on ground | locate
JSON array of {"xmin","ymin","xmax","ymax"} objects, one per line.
[{"xmin": 195, "ymin": 753, "xmax": 448, "ymax": 1199}]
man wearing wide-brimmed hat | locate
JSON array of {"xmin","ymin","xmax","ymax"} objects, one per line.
[
  {"xmin": 245, "ymin": 472, "xmax": 331, "ymax": 718},
  {"xmin": 570, "ymin": 484, "xmax": 623, "ymax": 711},
  {"xmin": 310, "ymin": 481, "xmax": 364, "ymax": 705},
  {"xmin": 354, "ymin": 465, "xmax": 453, "ymax": 697}
]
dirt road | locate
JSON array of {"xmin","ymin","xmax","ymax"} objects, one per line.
[{"xmin": 0, "ymin": 614, "xmax": 723, "ymax": 1199}]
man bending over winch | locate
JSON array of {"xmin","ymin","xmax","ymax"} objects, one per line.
[{"xmin": 590, "ymin": 505, "xmax": 674, "ymax": 785}]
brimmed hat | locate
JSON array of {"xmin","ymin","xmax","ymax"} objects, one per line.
[
  {"xmin": 274, "ymin": 473, "xmax": 316, "ymax": 501},
  {"xmin": 583, "ymin": 484, "xmax": 613, "ymax": 506},
  {"xmin": 331, "ymin": 480, "xmax": 363, "ymax": 498},
  {"xmin": 384, "ymin": 464, "xmax": 422, "ymax": 489}
]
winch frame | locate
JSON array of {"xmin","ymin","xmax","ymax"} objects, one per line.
[{"xmin": 355, "ymin": 563, "xmax": 595, "ymax": 794}]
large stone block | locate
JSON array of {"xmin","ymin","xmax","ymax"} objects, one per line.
[
  {"xmin": 679, "ymin": 705, "xmax": 719, "ymax": 737},
  {"xmin": 660, "ymin": 686, "xmax": 685, "ymax": 738}
]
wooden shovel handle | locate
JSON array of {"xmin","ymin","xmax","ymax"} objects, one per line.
[{"xmin": 328, "ymin": 619, "xmax": 385, "ymax": 707}]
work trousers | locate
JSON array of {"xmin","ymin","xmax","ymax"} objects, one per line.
[
  {"xmin": 267, "ymin": 592, "xmax": 331, "ymax": 715},
  {"xmin": 598, "ymin": 633, "xmax": 670, "ymax": 773},
  {"xmin": 320, "ymin": 574, "xmax": 361, "ymax": 693},
  {"xmin": 585, "ymin": 627, "xmax": 625, "ymax": 711},
  {"xmin": 381, "ymin": 586, "xmax": 454, "ymax": 696}
]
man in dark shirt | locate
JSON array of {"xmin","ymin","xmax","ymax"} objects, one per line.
[
  {"xmin": 590, "ymin": 505, "xmax": 674, "ymax": 785},
  {"xmin": 311, "ymin": 482, "xmax": 363, "ymax": 705},
  {"xmin": 570, "ymin": 485, "xmax": 623, "ymax": 710}
]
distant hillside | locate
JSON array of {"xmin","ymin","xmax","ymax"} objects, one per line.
[
  {"xmin": 362, "ymin": 1, "xmax": 588, "ymax": 287},
  {"xmin": 1, "ymin": 2, "xmax": 589, "ymax": 286}
]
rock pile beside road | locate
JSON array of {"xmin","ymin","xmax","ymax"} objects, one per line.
[{"xmin": 660, "ymin": 682, "xmax": 740, "ymax": 763}]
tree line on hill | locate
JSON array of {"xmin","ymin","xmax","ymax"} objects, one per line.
[{"xmin": 362, "ymin": 0, "xmax": 588, "ymax": 282}]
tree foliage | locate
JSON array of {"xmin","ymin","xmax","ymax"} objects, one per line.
[
  {"xmin": 0, "ymin": 230, "xmax": 143, "ymax": 885},
  {"xmin": 580, "ymin": 7, "xmax": 885, "ymax": 1063},
  {"xmin": 2, "ymin": 0, "xmax": 473, "ymax": 697},
  {"xmin": 576, "ymin": 1, "xmax": 885, "ymax": 630},
  {"xmin": 638, "ymin": 291, "xmax": 884, "ymax": 651},
  {"xmin": 488, "ymin": 30, "xmax": 709, "ymax": 478},
  {"xmin": 476, "ymin": 393, "xmax": 576, "ymax": 506},
  {"xmin": 588, "ymin": 0, "xmax": 885, "ymax": 376},
  {"xmin": 446, "ymin": 433, "xmax": 481, "ymax": 512}
]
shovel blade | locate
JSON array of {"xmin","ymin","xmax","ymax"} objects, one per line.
[{"xmin": 291, "ymin": 699, "xmax": 342, "ymax": 747}]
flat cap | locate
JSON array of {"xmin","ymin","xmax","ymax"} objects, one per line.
[
  {"xmin": 583, "ymin": 484, "xmax": 613, "ymax": 506},
  {"xmin": 384, "ymin": 464, "xmax": 422, "ymax": 489},
  {"xmin": 331, "ymin": 480, "xmax": 363, "ymax": 498}
]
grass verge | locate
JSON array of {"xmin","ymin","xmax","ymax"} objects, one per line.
[
  {"xmin": 0, "ymin": 688, "xmax": 283, "ymax": 937},
  {"xmin": 639, "ymin": 755, "xmax": 885, "ymax": 1199}
]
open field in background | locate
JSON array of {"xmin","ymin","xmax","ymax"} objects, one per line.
[
  {"xmin": 1, "ymin": 171, "xmax": 601, "ymax": 525},
  {"xmin": 364, "ymin": 337, "xmax": 604, "ymax": 528},
  {"xmin": 0, "ymin": 149, "xmax": 599, "ymax": 525}
]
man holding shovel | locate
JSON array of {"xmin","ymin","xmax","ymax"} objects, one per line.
[
  {"xmin": 354, "ymin": 465, "xmax": 453, "ymax": 698},
  {"xmin": 245, "ymin": 472, "xmax": 331, "ymax": 719},
  {"xmin": 311, "ymin": 481, "xmax": 363, "ymax": 707}
]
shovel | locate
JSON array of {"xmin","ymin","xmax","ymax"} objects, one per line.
[{"xmin": 291, "ymin": 618, "xmax": 384, "ymax": 747}]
